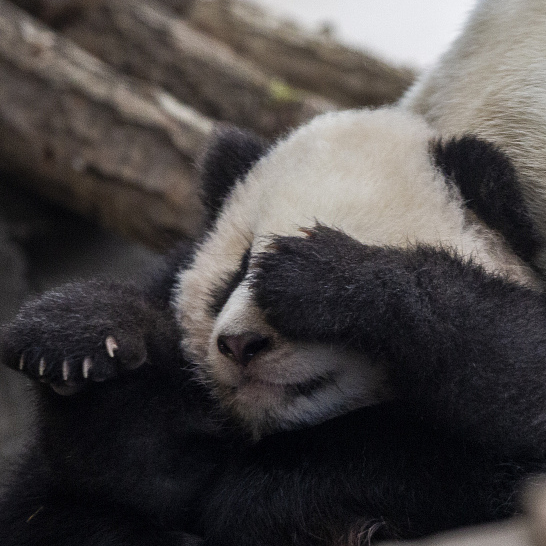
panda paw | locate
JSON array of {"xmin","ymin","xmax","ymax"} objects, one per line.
[
  {"xmin": 251, "ymin": 224, "xmax": 374, "ymax": 340},
  {"xmin": 6, "ymin": 333, "xmax": 146, "ymax": 397},
  {"xmin": 1, "ymin": 281, "xmax": 149, "ymax": 395}
]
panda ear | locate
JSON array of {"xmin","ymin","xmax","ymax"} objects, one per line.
[
  {"xmin": 199, "ymin": 126, "xmax": 270, "ymax": 226},
  {"xmin": 432, "ymin": 135, "xmax": 541, "ymax": 264}
]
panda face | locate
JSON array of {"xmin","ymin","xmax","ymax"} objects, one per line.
[{"xmin": 176, "ymin": 108, "xmax": 534, "ymax": 436}]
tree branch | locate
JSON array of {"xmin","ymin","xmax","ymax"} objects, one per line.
[
  {"xmin": 188, "ymin": 0, "xmax": 416, "ymax": 108},
  {"xmin": 0, "ymin": 0, "xmax": 212, "ymax": 248},
  {"xmin": 60, "ymin": 0, "xmax": 335, "ymax": 137}
]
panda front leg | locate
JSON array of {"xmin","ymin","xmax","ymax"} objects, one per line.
[
  {"xmin": 1, "ymin": 242, "xmax": 197, "ymax": 393},
  {"xmin": 0, "ymin": 244, "xmax": 230, "ymax": 545},
  {"xmin": 1, "ymin": 278, "xmax": 182, "ymax": 394},
  {"xmin": 252, "ymin": 224, "xmax": 546, "ymax": 457}
]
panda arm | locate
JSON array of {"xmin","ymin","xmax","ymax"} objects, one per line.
[
  {"xmin": 0, "ymin": 243, "xmax": 231, "ymax": 543},
  {"xmin": 0, "ymin": 242, "xmax": 192, "ymax": 392},
  {"xmin": 0, "ymin": 449, "xmax": 196, "ymax": 546},
  {"xmin": 252, "ymin": 225, "xmax": 546, "ymax": 456}
]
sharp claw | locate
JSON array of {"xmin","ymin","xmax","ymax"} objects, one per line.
[
  {"xmin": 105, "ymin": 336, "xmax": 118, "ymax": 359},
  {"xmin": 39, "ymin": 358, "xmax": 46, "ymax": 376},
  {"xmin": 82, "ymin": 357, "xmax": 93, "ymax": 379},
  {"xmin": 62, "ymin": 360, "xmax": 69, "ymax": 382},
  {"xmin": 19, "ymin": 354, "xmax": 24, "ymax": 371}
]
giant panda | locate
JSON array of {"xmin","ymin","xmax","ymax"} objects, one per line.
[
  {"xmin": 3, "ymin": 0, "xmax": 546, "ymax": 544},
  {"xmin": 3, "ymin": 124, "xmax": 546, "ymax": 546},
  {"xmin": 177, "ymin": 0, "xmax": 546, "ymax": 438}
]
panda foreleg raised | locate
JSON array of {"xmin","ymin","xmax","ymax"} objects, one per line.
[
  {"xmin": 252, "ymin": 224, "xmax": 546, "ymax": 458},
  {"xmin": 1, "ymin": 274, "xmax": 185, "ymax": 393},
  {"xmin": 0, "ymin": 245, "xmax": 235, "ymax": 545}
]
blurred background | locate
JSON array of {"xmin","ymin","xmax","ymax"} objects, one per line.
[
  {"xmin": 0, "ymin": 0, "xmax": 477, "ymax": 475},
  {"xmin": 255, "ymin": 0, "xmax": 476, "ymax": 67}
]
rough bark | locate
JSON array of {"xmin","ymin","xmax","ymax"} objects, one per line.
[
  {"xmin": 0, "ymin": 0, "xmax": 417, "ymax": 248},
  {"xmin": 0, "ymin": 0, "xmax": 213, "ymax": 248},
  {"xmin": 381, "ymin": 520, "xmax": 530, "ymax": 546},
  {"xmin": 10, "ymin": 0, "xmax": 196, "ymax": 25},
  {"xmin": 188, "ymin": 0, "xmax": 417, "ymax": 108},
  {"xmin": 60, "ymin": 0, "xmax": 335, "ymax": 137}
]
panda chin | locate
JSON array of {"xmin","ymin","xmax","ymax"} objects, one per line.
[
  {"xmin": 224, "ymin": 379, "xmax": 375, "ymax": 438},
  {"xmin": 232, "ymin": 371, "xmax": 337, "ymax": 411},
  {"xmin": 212, "ymin": 348, "xmax": 392, "ymax": 436},
  {"xmin": 239, "ymin": 372, "xmax": 335, "ymax": 396}
]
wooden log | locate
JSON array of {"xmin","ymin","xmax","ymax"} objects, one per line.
[
  {"xmin": 0, "ymin": 0, "xmax": 416, "ymax": 248},
  {"xmin": 188, "ymin": 0, "xmax": 417, "ymax": 108},
  {"xmin": 380, "ymin": 519, "xmax": 530, "ymax": 546},
  {"xmin": 10, "ymin": 0, "xmax": 196, "ymax": 26},
  {"xmin": 0, "ymin": 0, "xmax": 212, "ymax": 248},
  {"xmin": 10, "ymin": 0, "xmax": 104, "ymax": 27},
  {"xmin": 60, "ymin": 0, "xmax": 335, "ymax": 137}
]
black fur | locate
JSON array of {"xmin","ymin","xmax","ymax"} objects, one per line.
[
  {"xmin": 4, "ymin": 131, "xmax": 546, "ymax": 545},
  {"xmin": 432, "ymin": 135, "xmax": 542, "ymax": 266},
  {"xmin": 199, "ymin": 127, "xmax": 269, "ymax": 226},
  {"xmin": 0, "ymin": 274, "xmax": 239, "ymax": 546},
  {"xmin": 253, "ymin": 224, "xmax": 546, "ymax": 458},
  {"xmin": 205, "ymin": 403, "xmax": 541, "ymax": 546},
  {"xmin": 3, "ymin": 236, "xmax": 546, "ymax": 546}
]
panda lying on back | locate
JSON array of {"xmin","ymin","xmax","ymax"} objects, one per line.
[{"xmin": 3, "ymin": 0, "xmax": 546, "ymax": 544}]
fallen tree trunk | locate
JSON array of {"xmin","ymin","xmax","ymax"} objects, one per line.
[
  {"xmin": 188, "ymin": 0, "xmax": 417, "ymax": 108},
  {"xmin": 10, "ymin": 0, "xmax": 196, "ymax": 26},
  {"xmin": 0, "ymin": 0, "xmax": 212, "ymax": 248},
  {"xmin": 60, "ymin": 0, "xmax": 334, "ymax": 137},
  {"xmin": 0, "ymin": 0, "xmax": 417, "ymax": 249},
  {"xmin": 380, "ymin": 518, "xmax": 534, "ymax": 546}
]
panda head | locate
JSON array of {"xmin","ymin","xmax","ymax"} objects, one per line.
[{"xmin": 175, "ymin": 108, "xmax": 539, "ymax": 437}]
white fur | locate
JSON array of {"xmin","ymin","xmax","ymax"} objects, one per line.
[
  {"xmin": 177, "ymin": 108, "xmax": 536, "ymax": 434},
  {"xmin": 402, "ymin": 0, "xmax": 546, "ymax": 270},
  {"xmin": 177, "ymin": 0, "xmax": 545, "ymax": 435}
]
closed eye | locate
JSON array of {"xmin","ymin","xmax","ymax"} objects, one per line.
[{"xmin": 208, "ymin": 248, "xmax": 251, "ymax": 316}]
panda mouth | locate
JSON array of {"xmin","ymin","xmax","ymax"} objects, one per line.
[
  {"xmin": 285, "ymin": 373, "xmax": 337, "ymax": 397},
  {"xmin": 239, "ymin": 372, "xmax": 337, "ymax": 399}
]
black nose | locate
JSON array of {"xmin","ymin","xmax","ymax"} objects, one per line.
[{"xmin": 217, "ymin": 333, "xmax": 270, "ymax": 367}]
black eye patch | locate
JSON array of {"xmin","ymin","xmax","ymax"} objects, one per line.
[{"xmin": 209, "ymin": 249, "xmax": 251, "ymax": 316}]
